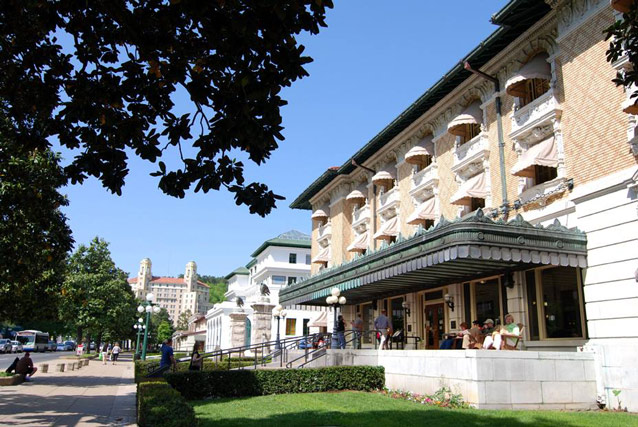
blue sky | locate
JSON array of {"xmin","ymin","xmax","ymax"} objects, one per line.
[{"xmin": 60, "ymin": 1, "xmax": 509, "ymax": 278}]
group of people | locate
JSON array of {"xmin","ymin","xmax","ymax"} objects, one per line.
[
  {"xmin": 154, "ymin": 338, "xmax": 203, "ymax": 375},
  {"xmin": 335, "ymin": 310, "xmax": 519, "ymax": 351},
  {"xmin": 333, "ymin": 310, "xmax": 393, "ymax": 350},
  {"xmin": 439, "ymin": 314, "xmax": 520, "ymax": 350},
  {"xmin": 100, "ymin": 342, "xmax": 121, "ymax": 365}
]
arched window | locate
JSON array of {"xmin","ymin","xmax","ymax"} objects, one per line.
[{"xmin": 506, "ymin": 53, "xmax": 551, "ymax": 108}]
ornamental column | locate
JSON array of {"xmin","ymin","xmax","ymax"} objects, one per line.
[
  {"xmin": 251, "ymin": 297, "xmax": 275, "ymax": 349},
  {"xmin": 229, "ymin": 312, "xmax": 248, "ymax": 348}
]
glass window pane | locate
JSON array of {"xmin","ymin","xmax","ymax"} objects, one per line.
[
  {"xmin": 391, "ymin": 298, "xmax": 404, "ymax": 332},
  {"xmin": 541, "ymin": 267, "xmax": 583, "ymax": 338},
  {"xmin": 285, "ymin": 318, "xmax": 296, "ymax": 335},
  {"xmin": 474, "ymin": 278, "xmax": 501, "ymax": 325},
  {"xmin": 272, "ymin": 275, "xmax": 286, "ymax": 284},
  {"xmin": 525, "ymin": 270, "xmax": 540, "ymax": 340}
]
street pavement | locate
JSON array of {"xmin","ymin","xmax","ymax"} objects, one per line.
[
  {"xmin": 0, "ymin": 350, "xmax": 70, "ymax": 367},
  {"xmin": 0, "ymin": 354, "xmax": 136, "ymax": 426}
]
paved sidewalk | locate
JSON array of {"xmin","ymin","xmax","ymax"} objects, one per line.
[{"xmin": 0, "ymin": 355, "xmax": 136, "ymax": 426}]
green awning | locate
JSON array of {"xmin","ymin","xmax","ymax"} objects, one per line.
[{"xmin": 279, "ymin": 209, "xmax": 587, "ymax": 306}]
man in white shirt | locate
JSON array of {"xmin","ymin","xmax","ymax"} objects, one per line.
[{"xmin": 374, "ymin": 309, "xmax": 392, "ymax": 350}]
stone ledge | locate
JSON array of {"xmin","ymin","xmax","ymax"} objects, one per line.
[{"xmin": 0, "ymin": 374, "xmax": 24, "ymax": 386}]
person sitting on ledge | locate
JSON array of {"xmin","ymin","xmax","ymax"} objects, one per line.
[
  {"xmin": 439, "ymin": 322, "xmax": 469, "ymax": 349},
  {"xmin": 463, "ymin": 320, "xmax": 482, "ymax": 349},
  {"xmin": 16, "ymin": 351, "xmax": 37, "ymax": 381},
  {"xmin": 483, "ymin": 314, "xmax": 520, "ymax": 350}
]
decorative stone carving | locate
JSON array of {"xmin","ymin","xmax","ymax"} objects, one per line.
[
  {"xmin": 410, "ymin": 163, "xmax": 439, "ymax": 202},
  {"xmin": 377, "ymin": 186, "xmax": 400, "ymax": 220},
  {"xmin": 451, "ymin": 133, "xmax": 491, "ymax": 179},
  {"xmin": 352, "ymin": 203, "xmax": 371, "ymax": 233},
  {"xmin": 510, "ymin": 90, "xmax": 561, "ymax": 140},
  {"xmin": 556, "ymin": 0, "xmax": 606, "ymax": 39}
]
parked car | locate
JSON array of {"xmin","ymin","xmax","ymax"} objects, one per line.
[
  {"xmin": 47, "ymin": 340, "xmax": 57, "ymax": 351},
  {"xmin": 89, "ymin": 342, "xmax": 96, "ymax": 350},
  {"xmin": 57, "ymin": 341, "xmax": 74, "ymax": 351},
  {"xmin": 10, "ymin": 340, "xmax": 23, "ymax": 353},
  {"xmin": 0, "ymin": 339, "xmax": 12, "ymax": 353},
  {"xmin": 64, "ymin": 341, "xmax": 76, "ymax": 351}
]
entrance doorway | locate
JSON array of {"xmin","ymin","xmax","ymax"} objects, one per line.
[
  {"xmin": 424, "ymin": 303, "xmax": 444, "ymax": 349},
  {"xmin": 361, "ymin": 303, "xmax": 375, "ymax": 344}
]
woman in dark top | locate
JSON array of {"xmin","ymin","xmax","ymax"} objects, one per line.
[
  {"xmin": 189, "ymin": 345, "xmax": 203, "ymax": 371},
  {"xmin": 336, "ymin": 315, "xmax": 346, "ymax": 349}
]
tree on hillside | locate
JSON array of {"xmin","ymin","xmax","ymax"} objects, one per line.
[
  {"xmin": 176, "ymin": 310, "xmax": 192, "ymax": 331},
  {"xmin": 147, "ymin": 307, "xmax": 174, "ymax": 347},
  {"xmin": 208, "ymin": 282, "xmax": 229, "ymax": 304},
  {"xmin": 0, "ymin": 116, "xmax": 74, "ymax": 323},
  {"xmin": 0, "ymin": 0, "xmax": 333, "ymax": 216},
  {"xmin": 179, "ymin": 274, "xmax": 228, "ymax": 303},
  {"xmin": 59, "ymin": 237, "xmax": 138, "ymax": 348},
  {"xmin": 605, "ymin": 3, "xmax": 638, "ymax": 104},
  {"xmin": 157, "ymin": 321, "xmax": 173, "ymax": 344}
]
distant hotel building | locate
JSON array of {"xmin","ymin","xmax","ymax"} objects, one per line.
[{"xmin": 128, "ymin": 259, "xmax": 211, "ymax": 326}]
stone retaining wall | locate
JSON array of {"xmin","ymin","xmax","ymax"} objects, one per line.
[{"xmin": 306, "ymin": 349, "xmax": 597, "ymax": 410}]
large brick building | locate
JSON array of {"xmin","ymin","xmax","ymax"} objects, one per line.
[{"xmin": 280, "ymin": 0, "xmax": 638, "ymax": 410}]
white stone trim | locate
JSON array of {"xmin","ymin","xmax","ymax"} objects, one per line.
[
  {"xmin": 570, "ymin": 167, "xmax": 638, "ymax": 203},
  {"xmin": 555, "ymin": 0, "xmax": 608, "ymax": 43}
]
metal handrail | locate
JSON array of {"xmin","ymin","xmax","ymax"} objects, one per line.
[
  {"xmin": 288, "ymin": 329, "xmax": 383, "ymax": 369},
  {"xmin": 145, "ymin": 329, "xmax": 406, "ymax": 376}
]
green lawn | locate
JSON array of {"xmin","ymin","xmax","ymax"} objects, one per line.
[{"xmin": 192, "ymin": 391, "xmax": 638, "ymax": 427}]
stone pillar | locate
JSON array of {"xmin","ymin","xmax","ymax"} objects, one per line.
[
  {"xmin": 251, "ymin": 298, "xmax": 275, "ymax": 347},
  {"xmin": 506, "ymin": 271, "xmax": 526, "ymax": 329},
  {"xmin": 229, "ymin": 312, "xmax": 248, "ymax": 348}
]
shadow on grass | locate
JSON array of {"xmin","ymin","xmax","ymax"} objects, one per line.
[{"xmin": 191, "ymin": 399, "xmax": 637, "ymax": 427}]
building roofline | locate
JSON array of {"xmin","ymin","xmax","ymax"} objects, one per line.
[
  {"xmin": 250, "ymin": 238, "xmax": 312, "ymax": 258},
  {"xmin": 289, "ymin": 0, "xmax": 550, "ymax": 210},
  {"xmin": 224, "ymin": 267, "xmax": 250, "ymax": 281}
]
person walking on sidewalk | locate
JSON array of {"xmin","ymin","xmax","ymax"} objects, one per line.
[
  {"xmin": 111, "ymin": 343, "xmax": 121, "ymax": 365},
  {"xmin": 101, "ymin": 342, "xmax": 109, "ymax": 365}
]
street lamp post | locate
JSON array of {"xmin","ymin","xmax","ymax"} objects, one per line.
[
  {"xmin": 133, "ymin": 317, "xmax": 145, "ymax": 359},
  {"xmin": 272, "ymin": 305, "xmax": 287, "ymax": 350},
  {"xmin": 326, "ymin": 288, "xmax": 346, "ymax": 349},
  {"xmin": 138, "ymin": 292, "xmax": 161, "ymax": 360}
]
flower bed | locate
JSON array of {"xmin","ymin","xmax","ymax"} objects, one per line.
[{"xmin": 379, "ymin": 387, "xmax": 469, "ymax": 409}]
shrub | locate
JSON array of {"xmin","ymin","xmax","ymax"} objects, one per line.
[
  {"xmin": 137, "ymin": 381, "xmax": 196, "ymax": 427},
  {"xmin": 165, "ymin": 365, "xmax": 385, "ymax": 400},
  {"xmin": 134, "ymin": 358, "xmax": 257, "ymax": 383}
]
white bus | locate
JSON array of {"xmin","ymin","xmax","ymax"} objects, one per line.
[{"xmin": 16, "ymin": 330, "xmax": 50, "ymax": 352}]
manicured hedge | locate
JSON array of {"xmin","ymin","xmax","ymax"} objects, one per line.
[
  {"xmin": 165, "ymin": 365, "xmax": 385, "ymax": 400},
  {"xmin": 137, "ymin": 382, "xmax": 196, "ymax": 427},
  {"xmin": 134, "ymin": 358, "xmax": 259, "ymax": 382}
]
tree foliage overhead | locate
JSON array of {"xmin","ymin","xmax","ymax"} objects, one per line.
[
  {"xmin": 605, "ymin": 3, "xmax": 638, "ymax": 103},
  {"xmin": 0, "ymin": 117, "xmax": 73, "ymax": 323},
  {"xmin": 0, "ymin": 0, "xmax": 333, "ymax": 216}
]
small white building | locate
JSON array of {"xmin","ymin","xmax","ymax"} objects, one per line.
[{"xmin": 205, "ymin": 231, "xmax": 328, "ymax": 352}]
